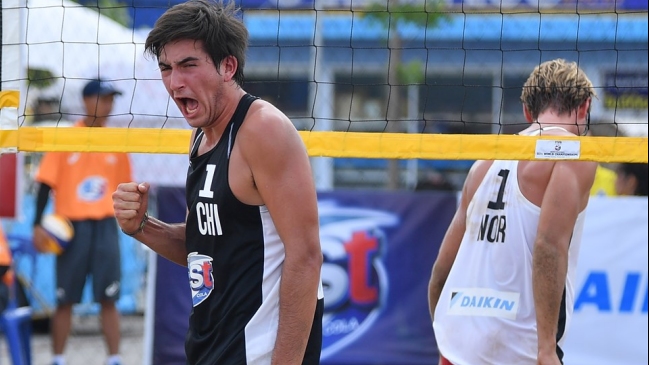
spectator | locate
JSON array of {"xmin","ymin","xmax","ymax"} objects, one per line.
[{"xmin": 32, "ymin": 79, "xmax": 132, "ymax": 365}]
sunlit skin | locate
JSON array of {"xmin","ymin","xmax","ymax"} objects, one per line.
[
  {"xmin": 82, "ymin": 94, "xmax": 115, "ymax": 127},
  {"xmin": 158, "ymin": 39, "xmax": 245, "ymax": 145}
]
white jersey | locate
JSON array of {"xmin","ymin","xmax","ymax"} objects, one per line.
[{"xmin": 433, "ymin": 159, "xmax": 586, "ymax": 365}]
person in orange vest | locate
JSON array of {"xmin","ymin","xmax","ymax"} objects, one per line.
[{"xmin": 32, "ymin": 79, "xmax": 132, "ymax": 365}]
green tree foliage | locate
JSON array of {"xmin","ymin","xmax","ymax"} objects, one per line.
[
  {"xmin": 362, "ymin": 0, "xmax": 448, "ymax": 30},
  {"xmin": 397, "ymin": 59, "xmax": 425, "ymax": 85},
  {"xmin": 28, "ymin": 68, "xmax": 56, "ymax": 89},
  {"xmin": 361, "ymin": 0, "xmax": 449, "ymax": 85}
]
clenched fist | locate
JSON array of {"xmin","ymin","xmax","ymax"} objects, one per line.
[{"xmin": 112, "ymin": 182, "xmax": 150, "ymax": 235}]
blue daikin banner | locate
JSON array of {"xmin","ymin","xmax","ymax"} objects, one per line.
[
  {"xmin": 151, "ymin": 188, "xmax": 457, "ymax": 365},
  {"xmin": 563, "ymin": 196, "xmax": 648, "ymax": 365}
]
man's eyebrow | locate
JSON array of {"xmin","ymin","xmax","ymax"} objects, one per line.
[{"xmin": 159, "ymin": 56, "xmax": 200, "ymax": 68}]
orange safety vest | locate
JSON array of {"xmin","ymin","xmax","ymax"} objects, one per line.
[{"xmin": 35, "ymin": 120, "xmax": 132, "ymax": 220}]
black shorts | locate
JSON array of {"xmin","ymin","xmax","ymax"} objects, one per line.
[{"xmin": 56, "ymin": 217, "xmax": 121, "ymax": 305}]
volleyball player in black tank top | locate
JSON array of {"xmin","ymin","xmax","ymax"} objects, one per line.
[
  {"xmin": 185, "ymin": 94, "xmax": 323, "ymax": 364},
  {"xmin": 114, "ymin": 2, "xmax": 324, "ymax": 363}
]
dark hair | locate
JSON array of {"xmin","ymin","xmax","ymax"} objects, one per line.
[
  {"xmin": 618, "ymin": 163, "xmax": 648, "ymax": 196},
  {"xmin": 144, "ymin": 0, "xmax": 248, "ymax": 85}
]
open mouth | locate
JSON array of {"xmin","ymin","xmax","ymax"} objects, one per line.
[{"xmin": 179, "ymin": 97, "xmax": 199, "ymax": 116}]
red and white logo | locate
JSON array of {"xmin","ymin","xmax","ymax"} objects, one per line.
[
  {"xmin": 318, "ymin": 201, "xmax": 398, "ymax": 358},
  {"xmin": 187, "ymin": 252, "xmax": 214, "ymax": 307}
]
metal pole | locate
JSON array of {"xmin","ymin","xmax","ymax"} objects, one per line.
[{"xmin": 310, "ymin": 9, "xmax": 334, "ymax": 191}]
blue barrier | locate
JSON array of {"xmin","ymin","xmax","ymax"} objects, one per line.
[{"xmin": 1, "ymin": 194, "xmax": 147, "ymax": 317}]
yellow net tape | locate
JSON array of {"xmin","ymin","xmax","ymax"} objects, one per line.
[{"xmin": 0, "ymin": 127, "xmax": 646, "ymax": 163}]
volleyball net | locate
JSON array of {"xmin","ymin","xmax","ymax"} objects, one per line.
[{"xmin": 1, "ymin": 0, "xmax": 648, "ymax": 187}]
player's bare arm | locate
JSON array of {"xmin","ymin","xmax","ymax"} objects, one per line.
[
  {"xmin": 237, "ymin": 103, "xmax": 322, "ymax": 365},
  {"xmin": 112, "ymin": 182, "xmax": 187, "ymax": 266},
  {"xmin": 533, "ymin": 161, "xmax": 596, "ymax": 363}
]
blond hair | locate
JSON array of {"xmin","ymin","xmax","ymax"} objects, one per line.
[{"xmin": 521, "ymin": 59, "xmax": 596, "ymax": 121}]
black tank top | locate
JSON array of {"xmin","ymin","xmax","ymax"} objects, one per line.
[{"xmin": 184, "ymin": 94, "xmax": 323, "ymax": 364}]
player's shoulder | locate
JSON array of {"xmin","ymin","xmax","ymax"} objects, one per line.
[
  {"xmin": 467, "ymin": 160, "xmax": 493, "ymax": 181},
  {"xmin": 235, "ymin": 99, "xmax": 307, "ymax": 172},
  {"xmin": 565, "ymin": 159, "xmax": 598, "ymax": 184},
  {"xmin": 463, "ymin": 160, "xmax": 493, "ymax": 197},
  {"xmin": 246, "ymin": 98, "xmax": 291, "ymax": 125},
  {"xmin": 540, "ymin": 159, "xmax": 597, "ymax": 202},
  {"xmin": 242, "ymin": 98, "xmax": 298, "ymax": 141}
]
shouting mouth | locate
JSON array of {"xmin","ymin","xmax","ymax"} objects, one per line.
[{"xmin": 178, "ymin": 97, "xmax": 199, "ymax": 116}]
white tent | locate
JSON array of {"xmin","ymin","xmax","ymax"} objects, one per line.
[
  {"xmin": 23, "ymin": 0, "xmax": 184, "ymax": 128},
  {"xmin": 20, "ymin": 0, "xmax": 189, "ymax": 186}
]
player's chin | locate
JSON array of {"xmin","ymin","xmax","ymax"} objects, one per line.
[{"xmin": 185, "ymin": 115, "xmax": 207, "ymax": 129}]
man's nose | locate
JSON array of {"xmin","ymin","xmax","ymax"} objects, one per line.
[{"xmin": 168, "ymin": 70, "xmax": 185, "ymax": 91}]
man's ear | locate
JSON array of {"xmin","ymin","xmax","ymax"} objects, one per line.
[
  {"xmin": 523, "ymin": 105, "xmax": 533, "ymax": 123},
  {"xmin": 577, "ymin": 98, "xmax": 591, "ymax": 120},
  {"xmin": 220, "ymin": 56, "xmax": 238, "ymax": 83}
]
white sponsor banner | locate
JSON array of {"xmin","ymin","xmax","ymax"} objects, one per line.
[
  {"xmin": 564, "ymin": 196, "xmax": 648, "ymax": 365},
  {"xmin": 535, "ymin": 140, "xmax": 581, "ymax": 160}
]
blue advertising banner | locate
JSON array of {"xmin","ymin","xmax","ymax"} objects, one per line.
[
  {"xmin": 153, "ymin": 186, "xmax": 193, "ymax": 365},
  {"xmin": 317, "ymin": 191, "xmax": 455, "ymax": 364},
  {"xmin": 151, "ymin": 188, "xmax": 458, "ymax": 364}
]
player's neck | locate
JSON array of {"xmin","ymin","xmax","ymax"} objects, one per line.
[
  {"xmin": 531, "ymin": 112, "xmax": 584, "ymax": 135},
  {"xmin": 200, "ymin": 88, "xmax": 247, "ymax": 145}
]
